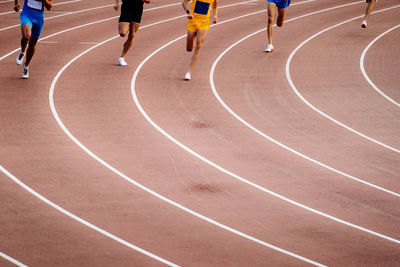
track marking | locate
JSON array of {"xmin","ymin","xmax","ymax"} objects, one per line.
[
  {"xmin": 0, "ymin": 251, "xmax": 28, "ymax": 267},
  {"xmin": 286, "ymin": 5, "xmax": 400, "ymax": 153},
  {"xmin": 0, "ymin": 166, "xmax": 179, "ymax": 267},
  {"xmin": 39, "ymin": 41, "xmax": 99, "ymax": 45},
  {"xmin": 360, "ymin": 24, "xmax": 400, "ymax": 107},
  {"xmin": 210, "ymin": 4, "xmax": 400, "ymax": 196},
  {"xmin": 0, "ymin": 0, "xmax": 82, "ymax": 16},
  {"xmin": 130, "ymin": 1, "xmax": 400, "ymax": 245},
  {"xmin": 47, "ymin": 4, "xmax": 327, "ymax": 267}
]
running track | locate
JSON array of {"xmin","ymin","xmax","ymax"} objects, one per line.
[{"xmin": 0, "ymin": 0, "xmax": 399, "ymax": 266}]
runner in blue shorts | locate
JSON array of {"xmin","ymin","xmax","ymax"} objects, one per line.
[
  {"xmin": 264, "ymin": 0, "xmax": 290, "ymax": 53},
  {"xmin": 361, "ymin": 0, "xmax": 376, "ymax": 28},
  {"xmin": 14, "ymin": 0, "xmax": 52, "ymax": 79}
]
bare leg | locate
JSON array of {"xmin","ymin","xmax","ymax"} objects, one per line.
[
  {"xmin": 267, "ymin": 2, "xmax": 276, "ymax": 45},
  {"xmin": 187, "ymin": 29, "xmax": 208, "ymax": 74},
  {"xmin": 276, "ymin": 7, "xmax": 287, "ymax": 27},
  {"xmin": 24, "ymin": 37, "xmax": 38, "ymax": 67},
  {"xmin": 20, "ymin": 24, "xmax": 31, "ymax": 53},
  {"xmin": 119, "ymin": 22, "xmax": 140, "ymax": 58},
  {"xmin": 186, "ymin": 30, "xmax": 196, "ymax": 52},
  {"xmin": 364, "ymin": 0, "xmax": 374, "ymax": 22}
]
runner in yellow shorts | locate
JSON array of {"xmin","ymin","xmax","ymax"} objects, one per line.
[{"xmin": 182, "ymin": 0, "xmax": 218, "ymax": 80}]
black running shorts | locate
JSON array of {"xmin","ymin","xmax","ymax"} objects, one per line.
[{"xmin": 119, "ymin": 0, "xmax": 144, "ymax": 23}]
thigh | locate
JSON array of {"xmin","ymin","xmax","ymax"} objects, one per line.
[
  {"xmin": 20, "ymin": 12, "xmax": 33, "ymax": 37},
  {"xmin": 129, "ymin": 22, "xmax": 140, "ymax": 35},
  {"xmin": 30, "ymin": 17, "xmax": 44, "ymax": 39},
  {"xmin": 277, "ymin": 7, "xmax": 287, "ymax": 24},
  {"xmin": 196, "ymin": 29, "xmax": 208, "ymax": 46},
  {"xmin": 267, "ymin": 2, "xmax": 276, "ymax": 19},
  {"xmin": 119, "ymin": 22, "xmax": 130, "ymax": 35},
  {"xmin": 186, "ymin": 30, "xmax": 196, "ymax": 50}
]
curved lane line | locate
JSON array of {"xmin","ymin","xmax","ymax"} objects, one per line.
[
  {"xmin": 0, "ymin": 166, "xmax": 179, "ymax": 267},
  {"xmin": 47, "ymin": 6, "xmax": 327, "ymax": 267},
  {"xmin": 360, "ymin": 24, "xmax": 400, "ymax": 107},
  {"xmin": 0, "ymin": 251, "xmax": 28, "ymax": 267},
  {"xmin": 286, "ymin": 6, "xmax": 400, "ymax": 153},
  {"xmin": 210, "ymin": 6, "xmax": 400, "ymax": 196},
  {"xmin": 131, "ymin": 1, "xmax": 400, "ymax": 246}
]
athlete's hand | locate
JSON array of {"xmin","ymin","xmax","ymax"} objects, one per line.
[
  {"xmin": 14, "ymin": 3, "xmax": 20, "ymax": 12},
  {"xmin": 114, "ymin": 2, "xmax": 119, "ymax": 11},
  {"xmin": 212, "ymin": 16, "xmax": 218, "ymax": 24}
]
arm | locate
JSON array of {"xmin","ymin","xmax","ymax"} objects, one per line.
[
  {"xmin": 14, "ymin": 0, "xmax": 20, "ymax": 12},
  {"xmin": 114, "ymin": 0, "xmax": 120, "ymax": 11},
  {"xmin": 212, "ymin": 0, "xmax": 218, "ymax": 23},
  {"xmin": 42, "ymin": 0, "xmax": 52, "ymax": 10},
  {"xmin": 182, "ymin": 0, "xmax": 193, "ymax": 19}
]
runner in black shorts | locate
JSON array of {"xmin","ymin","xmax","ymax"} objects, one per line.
[{"xmin": 114, "ymin": 0, "xmax": 150, "ymax": 66}]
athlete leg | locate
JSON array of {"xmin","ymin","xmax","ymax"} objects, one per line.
[
  {"xmin": 364, "ymin": 0, "xmax": 374, "ymax": 22},
  {"xmin": 188, "ymin": 29, "xmax": 208, "ymax": 74},
  {"xmin": 186, "ymin": 30, "xmax": 197, "ymax": 52},
  {"xmin": 24, "ymin": 37, "xmax": 38, "ymax": 67},
  {"xmin": 276, "ymin": 6, "xmax": 287, "ymax": 27},
  {"xmin": 120, "ymin": 22, "xmax": 140, "ymax": 58},
  {"xmin": 20, "ymin": 24, "xmax": 31, "ymax": 53},
  {"xmin": 267, "ymin": 2, "xmax": 276, "ymax": 45}
]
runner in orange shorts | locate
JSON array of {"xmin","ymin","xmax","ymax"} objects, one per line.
[{"xmin": 182, "ymin": 0, "xmax": 218, "ymax": 80}]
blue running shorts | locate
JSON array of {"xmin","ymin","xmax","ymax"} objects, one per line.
[
  {"xmin": 20, "ymin": 7, "xmax": 44, "ymax": 39},
  {"xmin": 268, "ymin": 0, "xmax": 291, "ymax": 9}
]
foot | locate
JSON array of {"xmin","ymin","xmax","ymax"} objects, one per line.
[
  {"xmin": 16, "ymin": 52, "xmax": 25, "ymax": 65},
  {"xmin": 184, "ymin": 72, "xmax": 191, "ymax": 81},
  {"xmin": 361, "ymin": 20, "xmax": 367, "ymax": 28},
  {"xmin": 264, "ymin": 44, "xmax": 274, "ymax": 53},
  {"xmin": 22, "ymin": 64, "xmax": 29, "ymax": 79},
  {"xmin": 118, "ymin": 57, "xmax": 127, "ymax": 66}
]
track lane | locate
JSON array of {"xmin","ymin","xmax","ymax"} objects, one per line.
[{"xmin": 50, "ymin": 0, "xmax": 400, "ymax": 266}]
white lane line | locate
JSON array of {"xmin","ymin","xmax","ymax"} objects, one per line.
[
  {"xmin": 0, "ymin": 166, "xmax": 179, "ymax": 267},
  {"xmin": 47, "ymin": 6, "xmax": 326, "ymax": 267},
  {"xmin": 286, "ymin": 5, "xmax": 400, "ymax": 153},
  {"xmin": 0, "ymin": 251, "xmax": 28, "ymax": 267},
  {"xmin": 0, "ymin": 0, "xmax": 82, "ymax": 16},
  {"xmin": 360, "ymin": 24, "xmax": 400, "ymax": 107},
  {"xmin": 39, "ymin": 41, "xmax": 99, "ymax": 45},
  {"xmin": 130, "ymin": 1, "xmax": 400, "ymax": 246},
  {"xmin": 210, "ymin": 4, "xmax": 400, "ymax": 196}
]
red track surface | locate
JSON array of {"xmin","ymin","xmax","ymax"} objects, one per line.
[{"xmin": 1, "ymin": 0, "xmax": 399, "ymax": 266}]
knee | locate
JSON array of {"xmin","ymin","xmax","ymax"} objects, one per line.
[
  {"xmin": 119, "ymin": 32, "xmax": 126, "ymax": 37},
  {"xmin": 277, "ymin": 21, "xmax": 283, "ymax": 27},
  {"xmin": 22, "ymin": 34, "xmax": 31, "ymax": 41},
  {"xmin": 186, "ymin": 47, "xmax": 193, "ymax": 52},
  {"xmin": 268, "ymin": 17, "xmax": 274, "ymax": 25}
]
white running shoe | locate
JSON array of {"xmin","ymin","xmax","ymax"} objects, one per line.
[
  {"xmin": 361, "ymin": 20, "xmax": 367, "ymax": 28},
  {"xmin": 118, "ymin": 57, "xmax": 127, "ymax": 66},
  {"xmin": 184, "ymin": 72, "xmax": 191, "ymax": 81},
  {"xmin": 264, "ymin": 44, "xmax": 274, "ymax": 53},
  {"xmin": 22, "ymin": 64, "xmax": 29, "ymax": 79},
  {"xmin": 16, "ymin": 52, "xmax": 25, "ymax": 65}
]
